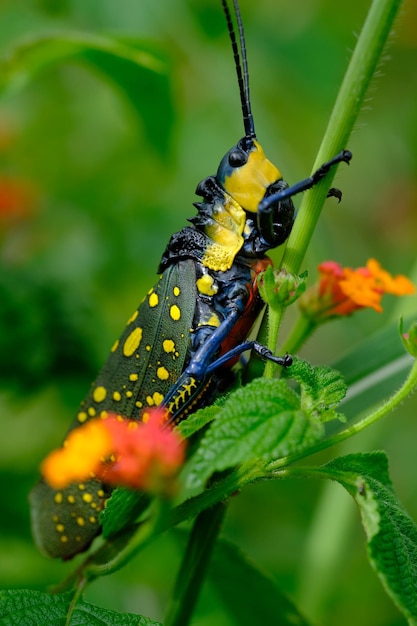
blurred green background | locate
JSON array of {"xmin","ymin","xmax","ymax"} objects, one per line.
[{"xmin": 0, "ymin": 0, "xmax": 416, "ymax": 624}]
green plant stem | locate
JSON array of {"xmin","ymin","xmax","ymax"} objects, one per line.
[
  {"xmin": 65, "ymin": 577, "xmax": 87, "ymax": 626},
  {"xmin": 267, "ymin": 358, "xmax": 417, "ymax": 474},
  {"xmin": 164, "ymin": 501, "xmax": 227, "ymax": 626},
  {"xmin": 282, "ymin": 0, "xmax": 403, "ymax": 277},
  {"xmin": 264, "ymin": 306, "xmax": 285, "ymax": 378},
  {"xmin": 260, "ymin": 0, "xmax": 402, "ymax": 361}
]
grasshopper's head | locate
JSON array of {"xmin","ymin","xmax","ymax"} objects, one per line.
[
  {"xmin": 216, "ymin": 136, "xmax": 295, "ymax": 247},
  {"xmin": 217, "ymin": 137, "xmax": 281, "ymax": 212}
]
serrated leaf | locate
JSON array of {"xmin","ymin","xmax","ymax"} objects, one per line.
[
  {"xmin": 185, "ymin": 378, "xmax": 323, "ymax": 490},
  {"xmin": 210, "ymin": 539, "xmax": 312, "ymax": 626},
  {"xmin": 0, "ymin": 589, "xmax": 161, "ymax": 626},
  {"xmin": 100, "ymin": 488, "xmax": 150, "ymax": 539},
  {"xmin": 285, "ymin": 357, "xmax": 347, "ymax": 423},
  {"xmin": 176, "ymin": 405, "xmax": 220, "ymax": 439},
  {"xmin": 320, "ymin": 452, "xmax": 417, "ymax": 623},
  {"xmin": 0, "ymin": 32, "xmax": 174, "ymax": 156}
]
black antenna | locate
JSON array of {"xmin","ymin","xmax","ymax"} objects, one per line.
[{"xmin": 221, "ymin": 0, "xmax": 256, "ymax": 139}]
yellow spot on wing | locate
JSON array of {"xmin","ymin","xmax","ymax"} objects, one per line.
[
  {"xmin": 163, "ymin": 339, "xmax": 175, "ymax": 353},
  {"xmin": 170, "ymin": 304, "xmax": 181, "ymax": 321},
  {"xmin": 127, "ymin": 310, "xmax": 138, "ymax": 324},
  {"xmin": 111, "ymin": 339, "xmax": 119, "ymax": 353},
  {"xmin": 93, "ymin": 386, "xmax": 107, "ymax": 403},
  {"xmin": 145, "ymin": 391, "xmax": 164, "ymax": 406},
  {"xmin": 157, "ymin": 366, "xmax": 169, "ymax": 381},
  {"xmin": 54, "ymin": 493, "xmax": 63, "ymax": 504},
  {"xmin": 113, "ymin": 391, "xmax": 121, "ymax": 402},
  {"xmin": 149, "ymin": 292, "xmax": 159, "ymax": 307},
  {"xmin": 173, "ymin": 286, "xmax": 180, "ymax": 296},
  {"xmin": 123, "ymin": 327, "xmax": 143, "ymax": 357}
]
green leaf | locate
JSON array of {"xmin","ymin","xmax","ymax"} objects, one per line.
[
  {"xmin": 0, "ymin": 32, "xmax": 174, "ymax": 156},
  {"xmin": 321, "ymin": 452, "xmax": 417, "ymax": 623},
  {"xmin": 285, "ymin": 357, "xmax": 347, "ymax": 423},
  {"xmin": 185, "ymin": 378, "xmax": 323, "ymax": 490},
  {"xmin": 210, "ymin": 539, "xmax": 312, "ymax": 626},
  {"xmin": 100, "ymin": 489, "xmax": 150, "ymax": 539},
  {"xmin": 175, "ymin": 404, "xmax": 220, "ymax": 439},
  {"xmin": 0, "ymin": 589, "xmax": 161, "ymax": 626}
]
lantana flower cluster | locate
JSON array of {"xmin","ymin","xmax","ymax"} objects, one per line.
[
  {"xmin": 299, "ymin": 258, "xmax": 415, "ymax": 322},
  {"xmin": 42, "ymin": 409, "xmax": 185, "ymax": 495}
]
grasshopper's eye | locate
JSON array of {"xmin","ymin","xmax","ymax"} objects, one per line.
[{"xmin": 228, "ymin": 148, "xmax": 248, "ymax": 167}]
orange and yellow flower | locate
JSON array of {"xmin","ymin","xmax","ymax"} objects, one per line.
[
  {"xmin": 42, "ymin": 409, "xmax": 186, "ymax": 495},
  {"xmin": 299, "ymin": 259, "xmax": 415, "ymax": 322},
  {"xmin": 41, "ymin": 419, "xmax": 113, "ymax": 489}
]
